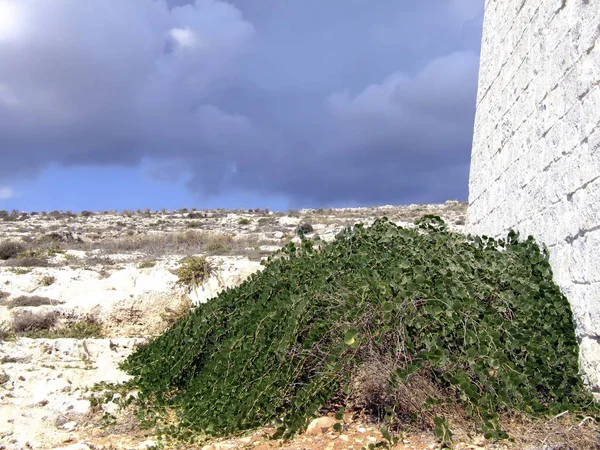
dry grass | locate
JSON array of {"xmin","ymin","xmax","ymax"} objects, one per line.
[{"xmin": 501, "ymin": 413, "xmax": 600, "ymax": 449}]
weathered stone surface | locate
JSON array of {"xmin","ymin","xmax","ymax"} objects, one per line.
[{"xmin": 468, "ymin": 0, "xmax": 600, "ymax": 391}]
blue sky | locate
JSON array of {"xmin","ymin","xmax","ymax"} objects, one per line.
[{"xmin": 0, "ymin": 0, "xmax": 484, "ymax": 212}]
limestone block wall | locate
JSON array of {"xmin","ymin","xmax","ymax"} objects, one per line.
[{"xmin": 467, "ymin": 0, "xmax": 600, "ymax": 391}]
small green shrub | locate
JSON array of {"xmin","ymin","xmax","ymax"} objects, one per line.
[
  {"xmin": 123, "ymin": 217, "xmax": 597, "ymax": 443},
  {"xmin": 238, "ymin": 218, "xmax": 251, "ymax": 225},
  {"xmin": 186, "ymin": 221, "xmax": 203, "ymax": 229},
  {"xmin": 174, "ymin": 256, "xmax": 215, "ymax": 292},
  {"xmin": 139, "ymin": 261, "xmax": 157, "ymax": 269},
  {"xmin": 0, "ymin": 241, "xmax": 25, "ymax": 260}
]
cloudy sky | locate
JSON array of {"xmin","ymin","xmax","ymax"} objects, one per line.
[{"xmin": 0, "ymin": 0, "xmax": 484, "ymax": 212}]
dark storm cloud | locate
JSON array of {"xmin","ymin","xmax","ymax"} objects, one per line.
[{"xmin": 0, "ymin": 0, "xmax": 484, "ymax": 206}]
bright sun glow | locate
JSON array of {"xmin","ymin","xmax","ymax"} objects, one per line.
[
  {"xmin": 170, "ymin": 27, "xmax": 199, "ymax": 49},
  {"xmin": 0, "ymin": 1, "xmax": 21, "ymax": 41}
]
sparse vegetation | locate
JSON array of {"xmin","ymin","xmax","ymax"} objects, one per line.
[
  {"xmin": 12, "ymin": 311, "xmax": 103, "ymax": 338},
  {"xmin": 238, "ymin": 218, "xmax": 251, "ymax": 225},
  {"xmin": 84, "ymin": 256, "xmax": 115, "ymax": 266},
  {"xmin": 94, "ymin": 231, "xmax": 259, "ymax": 258},
  {"xmin": 52, "ymin": 315, "xmax": 103, "ymax": 339},
  {"xmin": 123, "ymin": 216, "xmax": 597, "ymax": 446},
  {"xmin": 186, "ymin": 221, "xmax": 203, "ymax": 229},
  {"xmin": 257, "ymin": 217, "xmax": 275, "ymax": 226}
]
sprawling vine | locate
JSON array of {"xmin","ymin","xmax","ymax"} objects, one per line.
[{"xmin": 122, "ymin": 216, "xmax": 595, "ymax": 444}]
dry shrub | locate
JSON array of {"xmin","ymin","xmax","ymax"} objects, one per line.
[
  {"xmin": 13, "ymin": 310, "xmax": 58, "ymax": 335},
  {"xmin": 5, "ymin": 256, "xmax": 51, "ymax": 267},
  {"xmin": 348, "ymin": 352, "xmax": 457, "ymax": 433},
  {"xmin": 2, "ymin": 247, "xmax": 52, "ymax": 267},
  {"xmin": 5, "ymin": 295, "xmax": 62, "ymax": 308},
  {"xmin": 0, "ymin": 241, "xmax": 25, "ymax": 260},
  {"xmin": 41, "ymin": 230, "xmax": 82, "ymax": 244},
  {"xmin": 0, "ymin": 290, "xmax": 9, "ymax": 300}
]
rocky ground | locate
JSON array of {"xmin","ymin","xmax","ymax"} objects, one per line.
[{"xmin": 0, "ymin": 202, "xmax": 587, "ymax": 450}]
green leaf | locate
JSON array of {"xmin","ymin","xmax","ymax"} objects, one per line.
[{"xmin": 344, "ymin": 329, "xmax": 358, "ymax": 345}]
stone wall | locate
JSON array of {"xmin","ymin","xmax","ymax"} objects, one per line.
[{"xmin": 467, "ymin": 0, "xmax": 600, "ymax": 392}]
